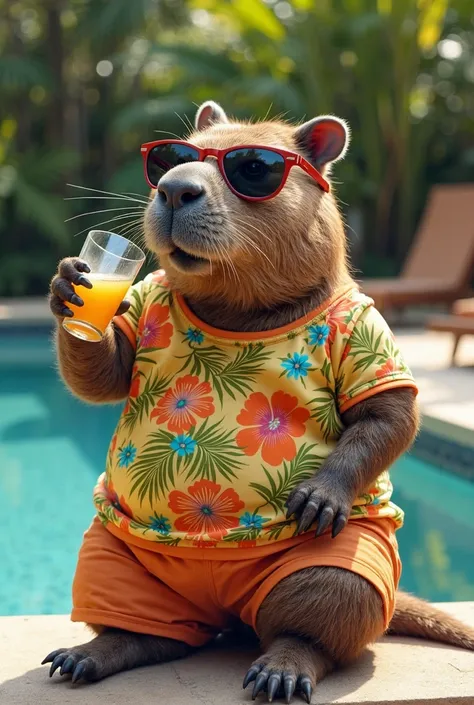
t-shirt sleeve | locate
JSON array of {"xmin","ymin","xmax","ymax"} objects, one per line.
[
  {"xmin": 335, "ymin": 303, "xmax": 418, "ymax": 414},
  {"xmin": 113, "ymin": 277, "xmax": 149, "ymax": 348}
]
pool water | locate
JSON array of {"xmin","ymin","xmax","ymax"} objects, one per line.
[{"xmin": 1, "ymin": 332, "xmax": 474, "ymax": 616}]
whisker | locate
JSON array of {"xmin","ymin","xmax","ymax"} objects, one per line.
[
  {"xmin": 153, "ymin": 129, "xmax": 182, "ymax": 139},
  {"xmin": 67, "ymin": 183, "xmax": 149, "ymax": 205},
  {"xmin": 175, "ymin": 112, "xmax": 192, "ymax": 136},
  {"xmin": 122, "ymin": 191, "xmax": 152, "ymax": 200},
  {"xmin": 230, "ymin": 216, "xmax": 273, "ymax": 244},
  {"xmin": 231, "ymin": 227, "xmax": 275, "ymax": 270},
  {"xmin": 71, "ymin": 213, "xmax": 145, "ymax": 239},
  {"xmin": 65, "ymin": 196, "xmax": 148, "ymax": 202},
  {"xmin": 65, "ymin": 207, "xmax": 145, "ymax": 223}
]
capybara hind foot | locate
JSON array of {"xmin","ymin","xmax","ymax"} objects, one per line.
[
  {"xmin": 243, "ymin": 635, "xmax": 333, "ymax": 703},
  {"xmin": 42, "ymin": 628, "xmax": 190, "ymax": 684}
]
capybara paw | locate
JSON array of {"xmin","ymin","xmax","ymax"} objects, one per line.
[
  {"xmin": 42, "ymin": 646, "xmax": 101, "ymax": 684},
  {"xmin": 243, "ymin": 658, "xmax": 313, "ymax": 704}
]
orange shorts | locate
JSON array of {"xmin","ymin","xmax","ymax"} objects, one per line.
[{"xmin": 72, "ymin": 517, "xmax": 401, "ymax": 647}]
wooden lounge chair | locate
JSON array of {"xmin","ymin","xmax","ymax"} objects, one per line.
[
  {"xmin": 428, "ymin": 297, "xmax": 474, "ymax": 365},
  {"xmin": 361, "ymin": 184, "xmax": 474, "ymax": 313}
]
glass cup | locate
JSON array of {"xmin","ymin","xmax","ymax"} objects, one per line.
[{"xmin": 62, "ymin": 230, "xmax": 146, "ymax": 342}]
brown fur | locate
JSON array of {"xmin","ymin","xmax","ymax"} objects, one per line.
[{"xmin": 46, "ymin": 103, "xmax": 474, "ymax": 699}]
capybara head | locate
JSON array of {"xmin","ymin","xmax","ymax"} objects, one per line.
[{"xmin": 144, "ymin": 101, "xmax": 352, "ymax": 311}]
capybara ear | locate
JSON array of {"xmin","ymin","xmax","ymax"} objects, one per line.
[
  {"xmin": 195, "ymin": 101, "xmax": 229, "ymax": 131},
  {"xmin": 294, "ymin": 116, "xmax": 350, "ymax": 171}
]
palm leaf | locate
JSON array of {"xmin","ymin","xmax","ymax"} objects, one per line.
[
  {"xmin": 308, "ymin": 388, "xmax": 342, "ymax": 442},
  {"xmin": 127, "ymin": 429, "xmax": 183, "ymax": 505},
  {"xmin": 250, "ymin": 443, "xmax": 323, "ymax": 513},
  {"xmin": 184, "ymin": 418, "xmax": 245, "ymax": 482},
  {"xmin": 121, "ymin": 373, "xmax": 172, "ymax": 432},
  {"xmin": 176, "ymin": 345, "xmax": 229, "ymax": 380},
  {"xmin": 264, "ymin": 520, "xmax": 294, "ymax": 541},
  {"xmin": 346, "ymin": 322, "xmax": 385, "ymax": 372},
  {"xmin": 126, "ymin": 288, "xmax": 145, "ymax": 329},
  {"xmin": 223, "ymin": 526, "xmax": 261, "ymax": 543},
  {"xmin": 216, "ymin": 344, "xmax": 272, "ymax": 404},
  {"xmin": 153, "ymin": 535, "xmax": 181, "ymax": 547}
]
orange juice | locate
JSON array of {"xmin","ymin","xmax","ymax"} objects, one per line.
[{"xmin": 64, "ymin": 273, "xmax": 132, "ymax": 341}]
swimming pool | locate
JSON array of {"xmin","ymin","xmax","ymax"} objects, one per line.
[{"xmin": 1, "ymin": 330, "xmax": 474, "ymax": 616}]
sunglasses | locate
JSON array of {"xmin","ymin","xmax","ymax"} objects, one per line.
[{"xmin": 140, "ymin": 140, "xmax": 330, "ymax": 202}]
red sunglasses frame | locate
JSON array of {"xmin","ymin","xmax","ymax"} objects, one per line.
[{"xmin": 140, "ymin": 139, "xmax": 330, "ymax": 202}]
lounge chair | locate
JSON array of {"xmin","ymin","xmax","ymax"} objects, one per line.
[
  {"xmin": 427, "ymin": 297, "xmax": 474, "ymax": 365},
  {"xmin": 361, "ymin": 184, "xmax": 474, "ymax": 313}
]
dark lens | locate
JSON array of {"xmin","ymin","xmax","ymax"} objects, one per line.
[
  {"xmin": 146, "ymin": 143, "xmax": 200, "ymax": 187},
  {"xmin": 223, "ymin": 148, "xmax": 285, "ymax": 198}
]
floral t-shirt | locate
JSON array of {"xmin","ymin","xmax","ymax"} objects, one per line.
[{"xmin": 93, "ymin": 270, "xmax": 417, "ymax": 554}]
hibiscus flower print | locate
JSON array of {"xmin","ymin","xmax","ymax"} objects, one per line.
[
  {"xmin": 168, "ymin": 479, "xmax": 245, "ymax": 541},
  {"xmin": 117, "ymin": 442, "xmax": 137, "ymax": 468},
  {"xmin": 150, "ymin": 375, "xmax": 214, "ymax": 433},
  {"xmin": 280, "ymin": 352, "xmax": 312, "ymax": 381},
  {"xmin": 185, "ymin": 327, "xmax": 204, "ymax": 345},
  {"xmin": 236, "ymin": 390, "xmax": 310, "ymax": 466},
  {"xmin": 376, "ymin": 358, "xmax": 396, "ymax": 378},
  {"xmin": 138, "ymin": 303, "xmax": 173, "ymax": 349},
  {"xmin": 107, "ymin": 480, "xmax": 133, "ymax": 531}
]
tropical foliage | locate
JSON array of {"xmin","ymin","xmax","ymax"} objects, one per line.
[{"xmin": 1, "ymin": 0, "xmax": 473, "ymax": 295}]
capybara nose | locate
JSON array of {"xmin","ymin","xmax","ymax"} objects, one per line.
[{"xmin": 157, "ymin": 178, "xmax": 204, "ymax": 210}]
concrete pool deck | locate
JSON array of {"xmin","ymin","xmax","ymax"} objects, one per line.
[{"xmin": 1, "ymin": 604, "xmax": 474, "ymax": 705}]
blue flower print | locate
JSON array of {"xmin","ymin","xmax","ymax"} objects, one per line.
[
  {"xmin": 240, "ymin": 512, "xmax": 268, "ymax": 530},
  {"xmin": 170, "ymin": 434, "xmax": 196, "ymax": 457},
  {"xmin": 280, "ymin": 352, "xmax": 312, "ymax": 380},
  {"xmin": 117, "ymin": 442, "xmax": 137, "ymax": 468},
  {"xmin": 307, "ymin": 323, "xmax": 330, "ymax": 347},
  {"xmin": 186, "ymin": 327, "xmax": 204, "ymax": 345},
  {"xmin": 149, "ymin": 514, "xmax": 172, "ymax": 535}
]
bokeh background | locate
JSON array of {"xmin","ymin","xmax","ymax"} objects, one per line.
[{"xmin": 1, "ymin": 0, "xmax": 473, "ymax": 297}]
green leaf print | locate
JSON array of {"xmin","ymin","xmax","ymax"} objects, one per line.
[
  {"xmin": 346, "ymin": 321, "xmax": 385, "ymax": 373},
  {"xmin": 154, "ymin": 535, "xmax": 181, "ymax": 547},
  {"xmin": 127, "ymin": 419, "xmax": 245, "ymax": 505},
  {"xmin": 217, "ymin": 344, "xmax": 272, "ymax": 403},
  {"xmin": 183, "ymin": 418, "xmax": 245, "ymax": 483},
  {"xmin": 126, "ymin": 287, "xmax": 144, "ymax": 329},
  {"xmin": 307, "ymin": 387, "xmax": 343, "ymax": 442},
  {"xmin": 176, "ymin": 343, "xmax": 271, "ymax": 405},
  {"xmin": 223, "ymin": 526, "xmax": 261, "ymax": 543},
  {"xmin": 249, "ymin": 443, "xmax": 323, "ymax": 514},
  {"xmin": 265, "ymin": 520, "xmax": 294, "ymax": 541},
  {"xmin": 127, "ymin": 428, "xmax": 185, "ymax": 505},
  {"xmin": 320, "ymin": 357, "xmax": 332, "ymax": 384},
  {"xmin": 135, "ymin": 347, "xmax": 171, "ymax": 364},
  {"xmin": 176, "ymin": 344, "xmax": 228, "ymax": 379},
  {"xmin": 150, "ymin": 286, "xmax": 172, "ymax": 306},
  {"xmin": 121, "ymin": 373, "xmax": 172, "ymax": 432}
]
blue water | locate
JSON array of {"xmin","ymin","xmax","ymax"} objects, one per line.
[{"xmin": 1, "ymin": 331, "xmax": 474, "ymax": 616}]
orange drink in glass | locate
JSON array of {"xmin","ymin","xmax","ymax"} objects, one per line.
[{"xmin": 63, "ymin": 230, "xmax": 145, "ymax": 342}]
